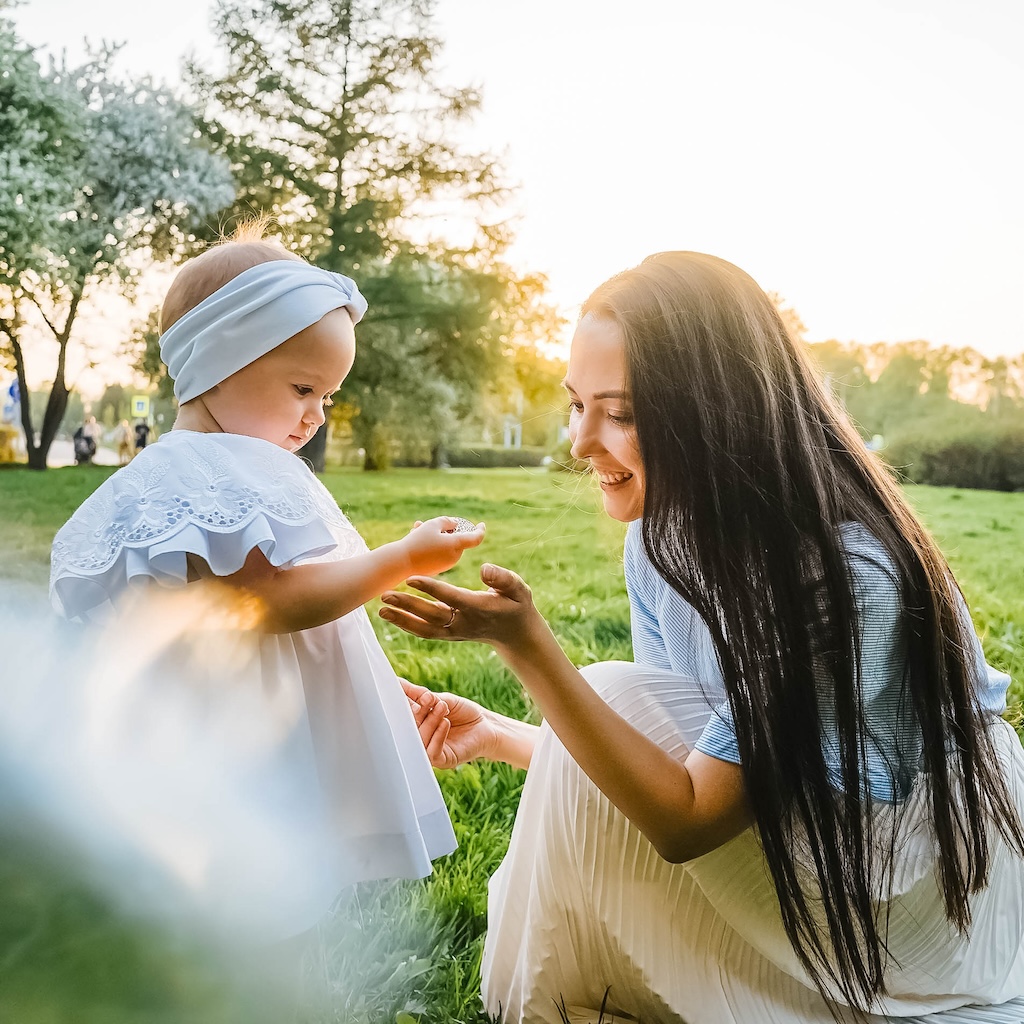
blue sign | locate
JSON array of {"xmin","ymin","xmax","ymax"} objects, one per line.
[{"xmin": 2, "ymin": 378, "xmax": 19, "ymax": 424}]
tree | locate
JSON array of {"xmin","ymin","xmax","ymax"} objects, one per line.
[
  {"xmin": 129, "ymin": 308, "xmax": 175, "ymax": 400},
  {"xmin": 189, "ymin": 0, "xmax": 546, "ymax": 469},
  {"xmin": 0, "ymin": 15, "xmax": 234, "ymax": 468},
  {"xmin": 769, "ymin": 291, "xmax": 807, "ymax": 345}
]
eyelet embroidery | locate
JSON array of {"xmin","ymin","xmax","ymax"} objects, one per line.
[{"xmin": 51, "ymin": 433, "xmax": 364, "ymax": 579}]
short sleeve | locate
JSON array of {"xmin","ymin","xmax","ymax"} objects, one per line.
[
  {"xmin": 623, "ymin": 521, "xmax": 673, "ymax": 671},
  {"xmin": 694, "ymin": 703, "xmax": 741, "ymax": 764}
]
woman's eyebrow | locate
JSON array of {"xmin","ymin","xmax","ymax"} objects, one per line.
[{"xmin": 562, "ymin": 381, "xmax": 630, "ymax": 402}]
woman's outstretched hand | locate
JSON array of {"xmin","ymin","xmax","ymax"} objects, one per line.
[
  {"xmin": 380, "ymin": 562, "xmax": 545, "ymax": 652},
  {"xmin": 401, "ymin": 679, "xmax": 500, "ymax": 769}
]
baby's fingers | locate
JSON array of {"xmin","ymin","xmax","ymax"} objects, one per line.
[{"xmin": 454, "ymin": 523, "xmax": 486, "ymax": 549}]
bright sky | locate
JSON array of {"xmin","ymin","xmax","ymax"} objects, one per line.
[{"xmin": 9, "ymin": 0, "xmax": 1024, "ymax": 395}]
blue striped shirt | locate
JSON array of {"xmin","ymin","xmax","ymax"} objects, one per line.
[{"xmin": 623, "ymin": 520, "xmax": 1011, "ymax": 801}]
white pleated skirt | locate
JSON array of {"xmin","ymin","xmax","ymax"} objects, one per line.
[{"xmin": 481, "ymin": 662, "xmax": 1024, "ymax": 1024}]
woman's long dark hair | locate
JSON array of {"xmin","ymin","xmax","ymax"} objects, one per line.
[{"xmin": 582, "ymin": 251, "xmax": 1024, "ymax": 1013}]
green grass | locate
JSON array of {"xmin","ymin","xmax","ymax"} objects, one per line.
[
  {"xmin": 0, "ymin": 466, "xmax": 1021, "ymax": 1023},
  {"xmin": 902, "ymin": 484, "xmax": 1024, "ymax": 687}
]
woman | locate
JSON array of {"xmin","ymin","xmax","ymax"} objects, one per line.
[{"xmin": 381, "ymin": 252, "xmax": 1024, "ymax": 1023}]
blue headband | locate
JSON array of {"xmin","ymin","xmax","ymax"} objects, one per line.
[{"xmin": 159, "ymin": 260, "xmax": 368, "ymax": 403}]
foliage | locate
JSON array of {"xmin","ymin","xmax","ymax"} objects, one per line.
[
  {"xmin": 128, "ymin": 308, "xmax": 175, "ymax": 400},
  {"xmin": 807, "ymin": 340, "xmax": 1024, "ymax": 439},
  {"xmin": 885, "ymin": 426, "xmax": 1024, "ymax": 492},
  {"xmin": 806, "ymin": 339, "xmax": 1024, "ymax": 490},
  {"xmin": 185, "ymin": 0, "xmax": 556, "ymax": 469},
  {"xmin": 0, "ymin": 13, "xmax": 234, "ymax": 469}
]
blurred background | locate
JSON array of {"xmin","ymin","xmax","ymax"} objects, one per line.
[{"xmin": 1, "ymin": 0, "xmax": 1022, "ymax": 485}]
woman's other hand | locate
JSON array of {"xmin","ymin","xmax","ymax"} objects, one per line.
[
  {"xmin": 398, "ymin": 516, "xmax": 485, "ymax": 578},
  {"xmin": 400, "ymin": 679, "xmax": 500, "ymax": 769},
  {"xmin": 381, "ymin": 562, "xmax": 545, "ymax": 652}
]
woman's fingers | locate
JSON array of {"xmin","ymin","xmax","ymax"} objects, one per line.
[
  {"xmin": 424, "ymin": 714, "xmax": 452, "ymax": 767},
  {"xmin": 400, "ymin": 678, "xmax": 430, "ymax": 704},
  {"xmin": 400, "ymin": 678, "xmax": 449, "ymax": 722},
  {"xmin": 384, "ymin": 591, "xmax": 455, "ymax": 625},
  {"xmin": 480, "ymin": 562, "xmax": 529, "ymax": 598},
  {"xmin": 401, "ymin": 575, "xmax": 475, "ymax": 606},
  {"xmin": 379, "ymin": 604, "xmax": 450, "ymax": 640}
]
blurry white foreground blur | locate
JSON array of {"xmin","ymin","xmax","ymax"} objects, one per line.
[{"xmin": 0, "ymin": 581, "xmax": 341, "ymax": 947}]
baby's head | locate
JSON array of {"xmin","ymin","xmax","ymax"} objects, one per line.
[
  {"xmin": 160, "ymin": 222, "xmax": 304, "ymax": 333},
  {"xmin": 159, "ymin": 221, "xmax": 367, "ymax": 451}
]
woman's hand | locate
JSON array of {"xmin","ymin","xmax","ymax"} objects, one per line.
[
  {"xmin": 401, "ymin": 679, "xmax": 501, "ymax": 769},
  {"xmin": 397, "ymin": 517, "xmax": 485, "ymax": 578},
  {"xmin": 380, "ymin": 562, "xmax": 547, "ymax": 653}
]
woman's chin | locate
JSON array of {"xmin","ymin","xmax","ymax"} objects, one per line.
[{"xmin": 599, "ymin": 489, "xmax": 643, "ymax": 523}]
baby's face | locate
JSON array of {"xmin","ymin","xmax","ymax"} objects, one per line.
[{"xmin": 204, "ymin": 307, "xmax": 356, "ymax": 451}]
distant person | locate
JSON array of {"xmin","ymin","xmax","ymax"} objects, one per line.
[
  {"xmin": 385, "ymin": 251, "xmax": 1024, "ymax": 1023},
  {"xmin": 116, "ymin": 419, "xmax": 134, "ymax": 466},
  {"xmin": 134, "ymin": 419, "xmax": 150, "ymax": 451},
  {"xmin": 72, "ymin": 415, "xmax": 98, "ymax": 465},
  {"xmin": 49, "ymin": 220, "xmax": 484, "ymax": 942}
]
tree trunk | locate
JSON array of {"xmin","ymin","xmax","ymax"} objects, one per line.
[
  {"xmin": 14, "ymin": 285, "xmax": 82, "ymax": 469},
  {"xmin": 362, "ymin": 422, "xmax": 390, "ymax": 471},
  {"xmin": 9, "ymin": 330, "xmax": 44, "ymax": 470},
  {"xmin": 300, "ymin": 422, "xmax": 328, "ymax": 474}
]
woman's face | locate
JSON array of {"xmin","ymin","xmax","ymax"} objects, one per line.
[{"xmin": 565, "ymin": 313, "xmax": 645, "ymax": 522}]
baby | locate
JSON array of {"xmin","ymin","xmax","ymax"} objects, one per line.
[{"xmin": 50, "ymin": 222, "xmax": 481, "ymax": 935}]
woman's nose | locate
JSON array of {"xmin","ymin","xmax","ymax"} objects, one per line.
[{"xmin": 569, "ymin": 413, "xmax": 601, "ymax": 461}]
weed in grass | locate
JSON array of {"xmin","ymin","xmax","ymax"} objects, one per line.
[{"xmin": 554, "ymin": 986, "xmax": 640, "ymax": 1024}]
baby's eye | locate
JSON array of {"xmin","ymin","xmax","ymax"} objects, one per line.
[{"xmin": 294, "ymin": 385, "xmax": 314, "ymax": 397}]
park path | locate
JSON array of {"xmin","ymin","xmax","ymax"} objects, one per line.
[{"xmin": 47, "ymin": 438, "xmax": 120, "ymax": 467}]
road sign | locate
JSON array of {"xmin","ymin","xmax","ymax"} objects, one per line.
[{"xmin": 131, "ymin": 395, "xmax": 150, "ymax": 418}]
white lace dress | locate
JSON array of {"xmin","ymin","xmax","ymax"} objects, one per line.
[{"xmin": 49, "ymin": 430, "xmax": 456, "ymax": 937}]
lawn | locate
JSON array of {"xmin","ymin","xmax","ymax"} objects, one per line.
[{"xmin": 0, "ymin": 464, "xmax": 1021, "ymax": 1023}]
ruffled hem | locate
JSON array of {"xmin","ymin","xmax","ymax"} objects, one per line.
[
  {"xmin": 49, "ymin": 431, "xmax": 366, "ymax": 622},
  {"xmin": 52, "ymin": 511, "xmax": 342, "ymax": 621}
]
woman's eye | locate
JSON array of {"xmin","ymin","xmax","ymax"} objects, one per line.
[
  {"xmin": 608, "ymin": 411, "xmax": 634, "ymax": 425},
  {"xmin": 567, "ymin": 400, "xmax": 584, "ymax": 414}
]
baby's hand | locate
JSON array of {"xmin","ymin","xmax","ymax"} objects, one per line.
[{"xmin": 399, "ymin": 516, "xmax": 485, "ymax": 578}]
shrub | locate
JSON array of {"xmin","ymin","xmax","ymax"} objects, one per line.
[
  {"xmin": 443, "ymin": 445, "xmax": 548, "ymax": 469},
  {"xmin": 547, "ymin": 437, "xmax": 589, "ymax": 474},
  {"xmin": 883, "ymin": 426, "xmax": 1024, "ymax": 491}
]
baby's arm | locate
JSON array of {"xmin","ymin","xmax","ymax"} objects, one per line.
[{"xmin": 198, "ymin": 516, "xmax": 484, "ymax": 634}]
